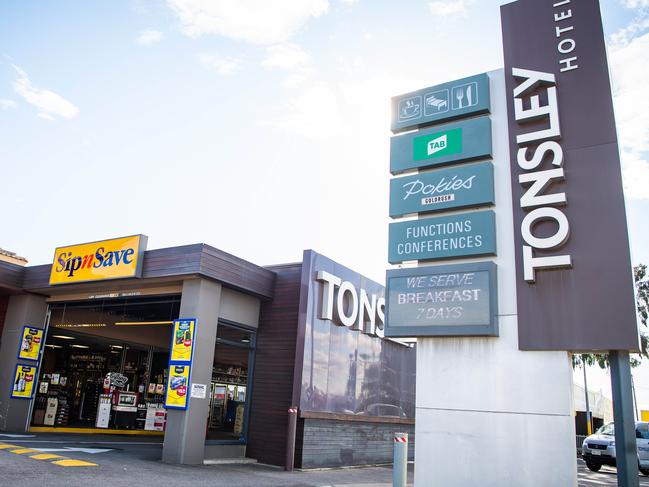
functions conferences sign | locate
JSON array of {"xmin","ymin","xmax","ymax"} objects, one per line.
[
  {"xmin": 388, "ymin": 210, "xmax": 496, "ymax": 264},
  {"xmin": 385, "ymin": 262, "xmax": 497, "ymax": 337},
  {"xmin": 501, "ymin": 0, "xmax": 638, "ymax": 350},
  {"xmin": 49, "ymin": 235, "xmax": 148, "ymax": 285}
]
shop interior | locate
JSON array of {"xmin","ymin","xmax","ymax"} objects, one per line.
[
  {"xmin": 31, "ymin": 295, "xmax": 256, "ymax": 442},
  {"xmin": 32, "ymin": 295, "xmax": 180, "ymax": 432},
  {"xmin": 208, "ymin": 322, "xmax": 254, "ymax": 441}
]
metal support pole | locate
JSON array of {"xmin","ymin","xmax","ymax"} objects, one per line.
[
  {"xmin": 583, "ymin": 356, "xmax": 592, "ymax": 435},
  {"xmin": 632, "ymin": 374, "xmax": 640, "ymax": 421},
  {"xmin": 285, "ymin": 406, "xmax": 298, "ymax": 472},
  {"xmin": 610, "ymin": 350, "xmax": 639, "ymax": 487},
  {"xmin": 393, "ymin": 432, "xmax": 408, "ymax": 487}
]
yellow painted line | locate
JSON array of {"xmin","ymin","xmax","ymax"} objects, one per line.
[
  {"xmin": 30, "ymin": 453, "xmax": 66, "ymax": 460},
  {"xmin": 10, "ymin": 448, "xmax": 40, "ymax": 454},
  {"xmin": 52, "ymin": 459, "xmax": 98, "ymax": 467},
  {"xmin": 0, "ymin": 444, "xmax": 19, "ymax": 449},
  {"xmin": 29, "ymin": 426, "xmax": 164, "ymax": 436}
]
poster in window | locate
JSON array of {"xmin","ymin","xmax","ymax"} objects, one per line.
[
  {"xmin": 18, "ymin": 326, "xmax": 44, "ymax": 361},
  {"xmin": 164, "ymin": 364, "xmax": 191, "ymax": 410},
  {"xmin": 11, "ymin": 364, "xmax": 38, "ymax": 399},
  {"xmin": 169, "ymin": 319, "xmax": 196, "ymax": 364}
]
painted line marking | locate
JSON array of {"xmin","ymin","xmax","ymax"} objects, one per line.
[
  {"xmin": 10, "ymin": 448, "xmax": 40, "ymax": 454},
  {"xmin": 52, "ymin": 459, "xmax": 97, "ymax": 467},
  {"xmin": 34, "ymin": 447, "xmax": 112, "ymax": 454},
  {"xmin": 30, "ymin": 453, "xmax": 66, "ymax": 460},
  {"xmin": 0, "ymin": 444, "xmax": 19, "ymax": 450}
]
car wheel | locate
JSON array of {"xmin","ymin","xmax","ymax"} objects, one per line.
[
  {"xmin": 640, "ymin": 468, "xmax": 649, "ymax": 476},
  {"xmin": 586, "ymin": 461, "xmax": 602, "ymax": 472}
]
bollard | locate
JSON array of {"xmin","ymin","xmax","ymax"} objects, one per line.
[
  {"xmin": 393, "ymin": 432, "xmax": 408, "ymax": 487},
  {"xmin": 285, "ymin": 406, "xmax": 298, "ymax": 471}
]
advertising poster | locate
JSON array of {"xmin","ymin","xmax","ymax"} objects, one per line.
[
  {"xmin": 11, "ymin": 364, "xmax": 38, "ymax": 399},
  {"xmin": 164, "ymin": 364, "xmax": 191, "ymax": 410},
  {"xmin": 18, "ymin": 326, "xmax": 44, "ymax": 361},
  {"xmin": 169, "ymin": 318, "xmax": 196, "ymax": 363}
]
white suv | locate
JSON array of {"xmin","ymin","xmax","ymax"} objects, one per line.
[{"xmin": 581, "ymin": 421, "xmax": 649, "ymax": 475}]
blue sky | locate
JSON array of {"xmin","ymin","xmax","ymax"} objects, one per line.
[
  {"xmin": 1, "ymin": 0, "xmax": 647, "ymax": 280},
  {"xmin": 2, "ymin": 0, "xmax": 649, "ymax": 404}
]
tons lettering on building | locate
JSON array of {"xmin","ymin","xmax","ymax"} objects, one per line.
[{"xmin": 49, "ymin": 235, "xmax": 148, "ymax": 285}]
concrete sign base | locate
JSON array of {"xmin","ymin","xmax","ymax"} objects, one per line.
[{"xmin": 411, "ymin": 70, "xmax": 576, "ymax": 486}]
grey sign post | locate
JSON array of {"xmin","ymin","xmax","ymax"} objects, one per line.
[{"xmin": 501, "ymin": 0, "xmax": 640, "ymax": 485}]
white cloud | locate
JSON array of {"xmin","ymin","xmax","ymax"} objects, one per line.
[
  {"xmin": 137, "ymin": 29, "xmax": 164, "ymax": 45},
  {"xmin": 11, "ymin": 65, "xmax": 79, "ymax": 120},
  {"xmin": 609, "ymin": 25, "xmax": 649, "ymax": 200},
  {"xmin": 199, "ymin": 53, "xmax": 242, "ymax": 75},
  {"xmin": 621, "ymin": 151, "xmax": 649, "ymax": 200},
  {"xmin": 610, "ymin": 32, "xmax": 649, "ymax": 154},
  {"xmin": 0, "ymin": 99, "xmax": 16, "ymax": 109},
  {"xmin": 263, "ymin": 81, "xmax": 343, "ymax": 140},
  {"xmin": 262, "ymin": 43, "xmax": 311, "ymax": 70},
  {"xmin": 621, "ymin": 0, "xmax": 649, "ymax": 8},
  {"xmin": 428, "ymin": 0, "xmax": 468, "ymax": 17},
  {"xmin": 167, "ymin": 0, "xmax": 329, "ymax": 44}
]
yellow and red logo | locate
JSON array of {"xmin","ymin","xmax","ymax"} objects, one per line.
[{"xmin": 49, "ymin": 235, "xmax": 147, "ymax": 285}]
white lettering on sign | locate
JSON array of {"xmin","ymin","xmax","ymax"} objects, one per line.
[
  {"xmin": 402, "ymin": 175, "xmax": 475, "ymax": 201},
  {"xmin": 316, "ymin": 270, "xmax": 385, "ymax": 338},
  {"xmin": 427, "ymin": 134, "xmax": 447, "ymax": 155},
  {"xmin": 512, "ymin": 68, "xmax": 572, "ymax": 282},
  {"xmin": 553, "ymin": 0, "xmax": 579, "ymax": 72}
]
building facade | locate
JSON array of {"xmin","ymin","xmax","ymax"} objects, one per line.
[{"xmin": 0, "ymin": 238, "xmax": 415, "ymax": 467}]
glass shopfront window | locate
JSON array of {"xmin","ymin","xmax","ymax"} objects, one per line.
[{"xmin": 32, "ymin": 296, "xmax": 180, "ymax": 431}]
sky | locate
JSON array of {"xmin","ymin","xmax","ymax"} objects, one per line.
[{"xmin": 1, "ymin": 0, "xmax": 649, "ymax": 410}]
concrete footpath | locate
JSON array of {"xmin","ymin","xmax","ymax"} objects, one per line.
[{"xmin": 0, "ymin": 432, "xmax": 413, "ymax": 487}]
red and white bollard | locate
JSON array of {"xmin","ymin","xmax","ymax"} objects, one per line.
[{"xmin": 393, "ymin": 432, "xmax": 408, "ymax": 487}]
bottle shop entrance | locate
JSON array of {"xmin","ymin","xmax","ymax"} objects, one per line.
[
  {"xmin": 31, "ymin": 295, "xmax": 180, "ymax": 433},
  {"xmin": 207, "ymin": 322, "xmax": 255, "ymax": 442}
]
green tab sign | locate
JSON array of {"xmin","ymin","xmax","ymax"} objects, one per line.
[
  {"xmin": 413, "ymin": 127, "xmax": 462, "ymax": 161},
  {"xmin": 390, "ymin": 116, "xmax": 492, "ymax": 175}
]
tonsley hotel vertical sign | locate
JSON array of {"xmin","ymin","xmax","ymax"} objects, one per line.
[{"xmin": 501, "ymin": 0, "xmax": 638, "ymax": 350}]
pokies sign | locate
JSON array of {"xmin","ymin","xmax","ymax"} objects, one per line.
[{"xmin": 49, "ymin": 235, "xmax": 148, "ymax": 285}]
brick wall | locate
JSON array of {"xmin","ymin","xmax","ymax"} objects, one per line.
[{"xmin": 297, "ymin": 418, "xmax": 415, "ymax": 468}]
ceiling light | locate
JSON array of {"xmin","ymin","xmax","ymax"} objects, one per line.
[
  {"xmin": 51, "ymin": 335, "xmax": 75, "ymax": 340},
  {"xmin": 70, "ymin": 344, "xmax": 89, "ymax": 349},
  {"xmin": 114, "ymin": 321, "xmax": 173, "ymax": 326},
  {"xmin": 45, "ymin": 344, "xmax": 63, "ymax": 349}
]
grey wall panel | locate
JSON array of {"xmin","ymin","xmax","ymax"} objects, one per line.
[
  {"xmin": 298, "ymin": 418, "xmax": 414, "ymax": 468},
  {"xmin": 0, "ymin": 261, "xmax": 24, "ymax": 292}
]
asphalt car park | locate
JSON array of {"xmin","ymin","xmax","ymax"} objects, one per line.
[
  {"xmin": 2, "ymin": 432, "xmax": 648, "ymax": 486},
  {"xmin": 0, "ymin": 432, "xmax": 412, "ymax": 487}
]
